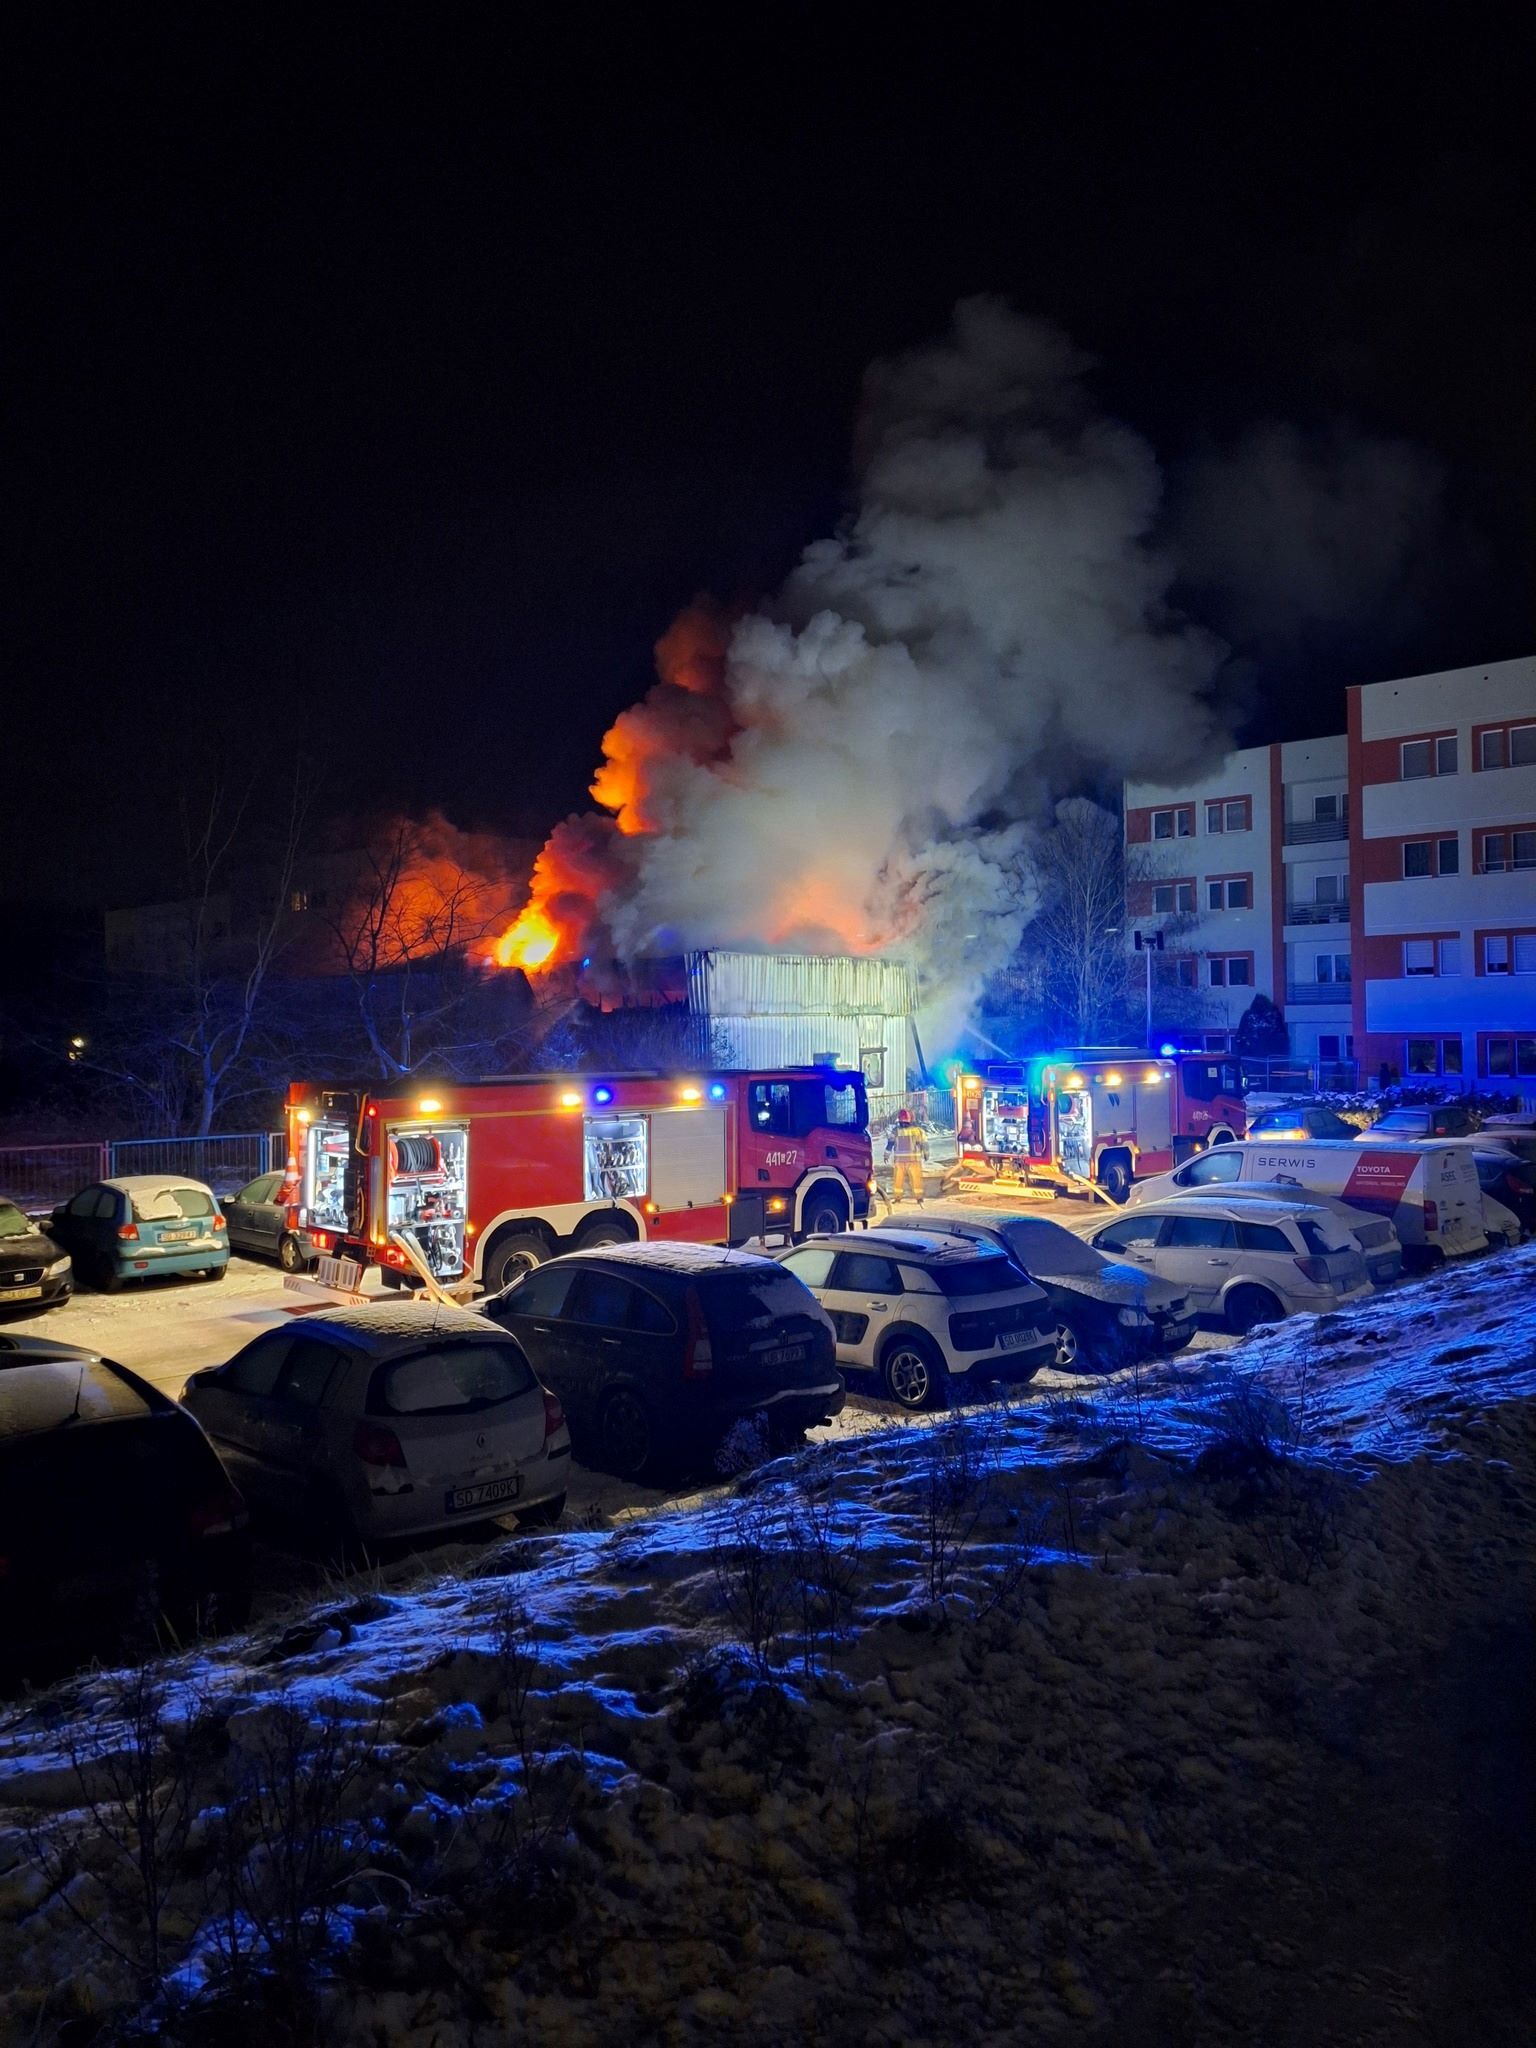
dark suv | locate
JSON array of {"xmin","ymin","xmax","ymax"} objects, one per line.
[
  {"xmin": 483, "ymin": 1242, "xmax": 844, "ymax": 1480},
  {"xmin": 0, "ymin": 1345, "xmax": 252, "ymax": 1683}
]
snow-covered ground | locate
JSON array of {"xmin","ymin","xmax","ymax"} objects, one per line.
[{"xmin": 2, "ymin": 1246, "xmax": 1533, "ymax": 2044}]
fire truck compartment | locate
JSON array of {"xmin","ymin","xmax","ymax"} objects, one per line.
[
  {"xmin": 303, "ymin": 1122, "xmax": 350, "ymax": 1232},
  {"xmin": 650, "ymin": 1106, "xmax": 728, "ymax": 1211},
  {"xmin": 387, "ymin": 1120, "xmax": 469, "ymax": 1278}
]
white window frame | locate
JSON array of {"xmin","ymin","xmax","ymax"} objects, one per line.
[
  {"xmin": 1514, "ymin": 934, "xmax": 1536, "ymax": 974},
  {"xmin": 1435, "ymin": 735, "xmax": 1458, "ymax": 775},
  {"xmin": 1484, "ymin": 935, "xmax": 1511, "ymax": 975},
  {"xmin": 1437, "ymin": 938, "xmax": 1461, "ymax": 976},
  {"xmin": 1313, "ymin": 793, "xmax": 1340, "ymax": 822},
  {"xmin": 1401, "ymin": 740, "xmax": 1433, "ymax": 780},
  {"xmin": 1437, "ymin": 836, "xmax": 1460, "ymax": 875},
  {"xmin": 1402, "ymin": 939, "xmax": 1434, "ymax": 977},
  {"xmin": 1513, "ymin": 725, "xmax": 1536, "ymax": 767}
]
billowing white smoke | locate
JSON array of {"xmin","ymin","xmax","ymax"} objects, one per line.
[{"xmin": 577, "ymin": 297, "xmax": 1234, "ymax": 1038}]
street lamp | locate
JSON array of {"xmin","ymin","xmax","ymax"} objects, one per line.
[{"xmin": 1132, "ymin": 929, "xmax": 1164, "ymax": 1043}]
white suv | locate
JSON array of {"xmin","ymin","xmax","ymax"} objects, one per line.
[{"xmin": 778, "ymin": 1230, "xmax": 1056, "ymax": 1409}]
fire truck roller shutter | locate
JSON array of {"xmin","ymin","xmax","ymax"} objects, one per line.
[{"xmin": 649, "ymin": 1107, "xmax": 728, "ymax": 1213}]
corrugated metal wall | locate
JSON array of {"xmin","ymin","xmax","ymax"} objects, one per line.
[
  {"xmin": 685, "ymin": 951, "xmax": 918, "ymax": 1019},
  {"xmin": 683, "ymin": 952, "xmax": 919, "ymax": 1091}
]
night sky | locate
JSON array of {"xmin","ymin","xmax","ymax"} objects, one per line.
[{"xmin": 9, "ymin": 8, "xmax": 1532, "ymax": 909}]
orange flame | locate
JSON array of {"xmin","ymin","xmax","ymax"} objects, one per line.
[
  {"xmin": 492, "ymin": 907, "xmax": 559, "ymax": 971},
  {"xmin": 492, "ymin": 601, "xmax": 736, "ymax": 973}
]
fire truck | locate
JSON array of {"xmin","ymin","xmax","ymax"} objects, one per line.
[
  {"xmin": 284, "ymin": 1067, "xmax": 873, "ymax": 1292},
  {"xmin": 952, "ymin": 1049, "xmax": 1246, "ymax": 1203}
]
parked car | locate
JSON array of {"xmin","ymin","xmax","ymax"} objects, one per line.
[
  {"xmin": 776, "ymin": 1228, "xmax": 1056, "ymax": 1409},
  {"xmin": 47, "ymin": 1176, "xmax": 229, "ymax": 1290},
  {"xmin": 1124, "ymin": 1135, "xmax": 1487, "ymax": 1262},
  {"xmin": 1085, "ymin": 1193, "xmax": 1374, "ymax": 1333},
  {"xmin": 1245, "ymin": 1103, "xmax": 1359, "ymax": 1142},
  {"xmin": 0, "ymin": 1198, "xmax": 73, "ymax": 1313},
  {"xmin": 0, "ymin": 1343, "xmax": 251, "ymax": 1681},
  {"xmin": 483, "ymin": 1243, "xmax": 844, "ymax": 1476},
  {"xmin": 1454, "ymin": 1142, "xmax": 1536, "ymax": 1239},
  {"xmin": 1480, "ymin": 1112, "xmax": 1536, "ymax": 1135},
  {"xmin": 184, "ymin": 1303, "xmax": 571, "ymax": 1546},
  {"xmin": 1122, "ymin": 1154, "xmax": 1404, "ymax": 1284},
  {"xmin": 1357, "ymin": 1103, "xmax": 1477, "ymax": 1142},
  {"xmin": 881, "ymin": 1209, "xmax": 1196, "ymax": 1371},
  {"xmin": 223, "ymin": 1170, "xmax": 317, "ymax": 1272}
]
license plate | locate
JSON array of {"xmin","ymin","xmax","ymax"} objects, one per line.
[
  {"xmin": 0, "ymin": 1284, "xmax": 42, "ymax": 1301},
  {"xmin": 1370, "ymin": 1259, "xmax": 1396, "ymax": 1283},
  {"xmin": 999, "ymin": 1328, "xmax": 1035, "ymax": 1350},
  {"xmin": 760, "ymin": 1345, "xmax": 806, "ymax": 1369},
  {"xmin": 446, "ymin": 1475, "xmax": 522, "ymax": 1513},
  {"xmin": 161, "ymin": 1229, "xmax": 196, "ymax": 1242}
]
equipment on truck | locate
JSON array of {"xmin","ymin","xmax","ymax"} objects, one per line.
[
  {"xmin": 951, "ymin": 1049, "xmax": 1246, "ymax": 1204},
  {"xmin": 285, "ymin": 1067, "xmax": 873, "ymax": 1293}
]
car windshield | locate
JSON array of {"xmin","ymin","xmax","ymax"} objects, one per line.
[
  {"xmin": 130, "ymin": 1186, "xmax": 215, "ymax": 1222},
  {"xmin": 997, "ymin": 1220, "xmax": 1102, "ymax": 1276},
  {"xmin": 0, "ymin": 1203, "xmax": 32, "ymax": 1239},
  {"xmin": 928, "ymin": 1254, "xmax": 1029, "ymax": 1297}
]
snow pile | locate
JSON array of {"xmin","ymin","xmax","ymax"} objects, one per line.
[{"xmin": 2, "ymin": 1248, "xmax": 1534, "ymax": 2043}]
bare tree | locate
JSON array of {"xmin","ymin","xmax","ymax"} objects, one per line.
[
  {"xmin": 1010, "ymin": 797, "xmax": 1211, "ymax": 1045},
  {"xmin": 43, "ymin": 764, "xmax": 310, "ymax": 1133},
  {"xmin": 320, "ymin": 818, "xmax": 530, "ymax": 1078}
]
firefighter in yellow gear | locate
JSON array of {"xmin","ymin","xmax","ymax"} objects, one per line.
[{"xmin": 885, "ymin": 1108, "xmax": 928, "ymax": 1204}]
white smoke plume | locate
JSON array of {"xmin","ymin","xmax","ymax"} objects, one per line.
[{"xmin": 503, "ymin": 298, "xmax": 1237, "ymax": 1036}]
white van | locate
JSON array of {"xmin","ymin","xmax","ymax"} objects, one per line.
[{"xmin": 1124, "ymin": 1137, "xmax": 1487, "ymax": 1260}]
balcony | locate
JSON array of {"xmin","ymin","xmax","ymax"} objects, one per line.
[
  {"xmin": 1284, "ymin": 900, "xmax": 1350, "ymax": 925},
  {"xmin": 1283, "ymin": 815, "xmax": 1349, "ymax": 845},
  {"xmin": 1285, "ymin": 981, "xmax": 1352, "ymax": 1005}
]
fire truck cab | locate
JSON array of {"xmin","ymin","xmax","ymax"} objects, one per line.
[
  {"xmin": 285, "ymin": 1067, "xmax": 872, "ymax": 1292},
  {"xmin": 953, "ymin": 1049, "xmax": 1245, "ymax": 1203}
]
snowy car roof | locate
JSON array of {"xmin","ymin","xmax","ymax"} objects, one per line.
[
  {"xmin": 100, "ymin": 1174, "xmax": 218, "ymax": 1193},
  {"xmin": 0, "ymin": 1359, "xmax": 159, "ymax": 1438},
  {"xmin": 824, "ymin": 1229, "xmax": 1011, "ymax": 1262},
  {"xmin": 1131, "ymin": 1191, "xmax": 1338, "ymax": 1221},
  {"xmin": 286, "ymin": 1302, "xmax": 510, "ymax": 1355},
  {"xmin": 556, "ymin": 1241, "xmax": 784, "ymax": 1276}
]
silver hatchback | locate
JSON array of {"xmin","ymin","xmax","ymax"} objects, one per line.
[
  {"xmin": 1084, "ymin": 1193, "xmax": 1373, "ymax": 1334},
  {"xmin": 183, "ymin": 1304, "xmax": 571, "ymax": 1546}
]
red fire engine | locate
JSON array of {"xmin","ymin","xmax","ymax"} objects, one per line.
[
  {"xmin": 285, "ymin": 1067, "xmax": 872, "ymax": 1291},
  {"xmin": 952, "ymin": 1049, "xmax": 1246, "ymax": 1203}
]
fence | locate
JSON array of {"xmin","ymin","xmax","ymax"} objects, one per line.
[{"xmin": 0, "ymin": 1132, "xmax": 286, "ymax": 1212}]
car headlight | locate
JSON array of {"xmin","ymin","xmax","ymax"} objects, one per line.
[
  {"xmin": 1116, "ymin": 1306, "xmax": 1152, "ymax": 1327},
  {"xmin": 47, "ymin": 1255, "xmax": 72, "ymax": 1278}
]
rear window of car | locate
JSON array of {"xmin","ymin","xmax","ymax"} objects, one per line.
[
  {"xmin": 999, "ymin": 1220, "xmax": 1100, "ymax": 1275},
  {"xmin": 370, "ymin": 1342, "xmax": 534, "ymax": 1417},
  {"xmin": 1236, "ymin": 1220, "xmax": 1293, "ymax": 1253},
  {"xmin": 1297, "ymin": 1216, "xmax": 1351, "ymax": 1255},
  {"xmin": 699, "ymin": 1269, "xmax": 819, "ymax": 1332},
  {"xmin": 0, "ymin": 1203, "xmax": 31, "ymax": 1239},
  {"xmin": 131, "ymin": 1186, "xmax": 215, "ymax": 1222},
  {"xmin": 928, "ymin": 1254, "xmax": 1030, "ymax": 1297}
]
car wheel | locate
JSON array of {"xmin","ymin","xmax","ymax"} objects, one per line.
[
  {"xmin": 1225, "ymin": 1285, "xmax": 1285, "ymax": 1336},
  {"xmin": 278, "ymin": 1232, "xmax": 306, "ymax": 1273},
  {"xmin": 882, "ymin": 1333, "xmax": 947, "ymax": 1410},
  {"xmin": 202, "ymin": 1263, "xmax": 228, "ymax": 1282},
  {"xmin": 93, "ymin": 1253, "xmax": 122, "ymax": 1294},
  {"xmin": 484, "ymin": 1233, "xmax": 549, "ymax": 1291},
  {"xmin": 1209, "ymin": 1127, "xmax": 1236, "ymax": 1147},
  {"xmin": 800, "ymin": 1187, "xmax": 848, "ymax": 1238},
  {"xmin": 518, "ymin": 1491, "xmax": 567, "ymax": 1529},
  {"xmin": 598, "ymin": 1390, "xmax": 653, "ymax": 1480},
  {"xmin": 1053, "ymin": 1318, "xmax": 1090, "ymax": 1370}
]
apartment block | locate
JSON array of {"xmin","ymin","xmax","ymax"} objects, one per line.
[
  {"xmin": 1124, "ymin": 653, "xmax": 1536, "ymax": 1084},
  {"xmin": 1126, "ymin": 736, "xmax": 1351, "ymax": 1063},
  {"xmin": 1351, "ymin": 653, "xmax": 1536, "ymax": 1085}
]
